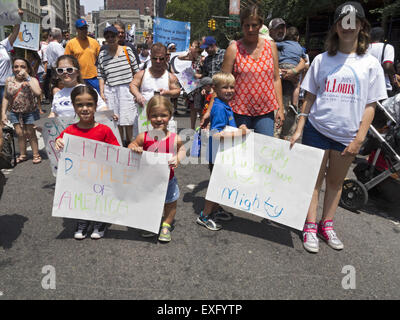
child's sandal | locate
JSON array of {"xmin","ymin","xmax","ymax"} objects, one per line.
[{"xmin": 32, "ymin": 155, "xmax": 42, "ymax": 164}]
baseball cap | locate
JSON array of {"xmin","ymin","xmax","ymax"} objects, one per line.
[
  {"xmin": 268, "ymin": 18, "xmax": 286, "ymax": 30},
  {"xmin": 75, "ymin": 19, "xmax": 88, "ymax": 28},
  {"xmin": 167, "ymin": 43, "xmax": 176, "ymax": 50},
  {"xmin": 199, "ymin": 77, "xmax": 213, "ymax": 87},
  {"xmin": 103, "ymin": 25, "xmax": 118, "ymax": 36},
  {"xmin": 334, "ymin": 1, "xmax": 365, "ymax": 24},
  {"xmin": 200, "ymin": 36, "xmax": 216, "ymax": 49}
]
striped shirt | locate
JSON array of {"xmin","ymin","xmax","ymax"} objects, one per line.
[{"xmin": 97, "ymin": 46, "xmax": 139, "ymax": 86}]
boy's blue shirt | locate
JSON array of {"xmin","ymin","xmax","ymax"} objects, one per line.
[
  {"xmin": 207, "ymin": 97, "xmax": 237, "ymax": 164},
  {"xmin": 210, "ymin": 97, "xmax": 237, "ymax": 132}
]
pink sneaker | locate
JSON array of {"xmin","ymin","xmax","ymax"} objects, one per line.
[
  {"xmin": 303, "ymin": 222, "xmax": 319, "ymax": 253},
  {"xmin": 318, "ymin": 220, "xmax": 344, "ymax": 250}
]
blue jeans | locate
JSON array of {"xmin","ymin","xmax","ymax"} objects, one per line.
[{"xmin": 234, "ymin": 112, "xmax": 275, "ymax": 136}]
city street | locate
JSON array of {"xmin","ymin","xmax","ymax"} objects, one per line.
[{"xmin": 0, "ymin": 103, "xmax": 399, "ymax": 301}]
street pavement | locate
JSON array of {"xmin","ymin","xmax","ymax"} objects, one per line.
[{"xmin": 0, "ymin": 103, "xmax": 399, "ymax": 301}]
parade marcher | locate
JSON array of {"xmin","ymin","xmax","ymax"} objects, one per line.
[
  {"xmin": 177, "ymin": 40, "xmax": 204, "ymax": 128},
  {"xmin": 61, "ymin": 30, "xmax": 70, "ymax": 48},
  {"xmin": 368, "ymin": 27, "xmax": 398, "ymax": 97},
  {"xmin": 99, "ymin": 21, "xmax": 141, "ymax": 72},
  {"xmin": 275, "ymin": 26, "xmax": 307, "ymax": 140},
  {"xmin": 65, "ymin": 19, "xmax": 101, "ymax": 93},
  {"xmin": 290, "ymin": 2, "xmax": 387, "ymax": 254},
  {"xmin": 97, "ymin": 25, "xmax": 139, "ymax": 146},
  {"xmin": 198, "ymin": 36, "xmax": 226, "ymax": 127},
  {"xmin": 221, "ymin": 5, "xmax": 285, "ymax": 137},
  {"xmin": 49, "ymin": 55, "xmax": 109, "ymax": 118},
  {"xmin": 1, "ymin": 58, "xmax": 42, "ymax": 164},
  {"xmin": 268, "ymin": 18, "xmax": 305, "ymax": 139},
  {"xmin": 129, "ymin": 43, "xmax": 181, "ymax": 108},
  {"xmin": 128, "ymin": 95, "xmax": 186, "ymax": 242},
  {"xmin": 138, "ymin": 44, "xmax": 150, "ymax": 70},
  {"xmin": 0, "ymin": 9, "xmax": 24, "ymax": 104},
  {"xmin": 55, "ymin": 85, "xmax": 120, "ymax": 240},
  {"xmin": 197, "ymin": 72, "xmax": 249, "ymax": 230},
  {"xmin": 43, "ymin": 28, "xmax": 65, "ymax": 106}
]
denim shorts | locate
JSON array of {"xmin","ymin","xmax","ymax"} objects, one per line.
[
  {"xmin": 8, "ymin": 110, "xmax": 40, "ymax": 125},
  {"xmin": 302, "ymin": 120, "xmax": 346, "ymax": 152},
  {"xmin": 165, "ymin": 176, "xmax": 180, "ymax": 204}
]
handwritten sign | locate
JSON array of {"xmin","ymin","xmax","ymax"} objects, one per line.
[
  {"xmin": 36, "ymin": 111, "xmax": 122, "ymax": 176},
  {"xmin": 0, "ymin": 0, "xmax": 20, "ymax": 25},
  {"xmin": 13, "ymin": 22, "xmax": 40, "ymax": 51},
  {"xmin": 175, "ymin": 67, "xmax": 200, "ymax": 94},
  {"xmin": 205, "ymin": 131, "xmax": 324, "ymax": 230},
  {"xmin": 52, "ymin": 134, "xmax": 171, "ymax": 233},
  {"xmin": 153, "ymin": 17, "xmax": 190, "ymax": 52}
]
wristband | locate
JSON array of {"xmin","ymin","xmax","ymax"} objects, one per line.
[
  {"xmin": 297, "ymin": 113, "xmax": 309, "ymax": 118},
  {"xmin": 291, "ymin": 68, "xmax": 298, "ymax": 75}
]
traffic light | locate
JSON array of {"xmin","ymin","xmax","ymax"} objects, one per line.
[
  {"xmin": 211, "ymin": 19, "xmax": 216, "ymax": 31},
  {"xmin": 208, "ymin": 19, "xmax": 216, "ymax": 31}
]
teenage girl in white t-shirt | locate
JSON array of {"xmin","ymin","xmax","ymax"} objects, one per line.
[{"xmin": 290, "ymin": 2, "xmax": 387, "ymax": 254}]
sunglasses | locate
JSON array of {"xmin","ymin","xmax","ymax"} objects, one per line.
[{"xmin": 56, "ymin": 67, "xmax": 78, "ymax": 75}]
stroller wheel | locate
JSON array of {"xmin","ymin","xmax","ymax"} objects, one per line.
[{"xmin": 340, "ymin": 179, "xmax": 368, "ymax": 212}]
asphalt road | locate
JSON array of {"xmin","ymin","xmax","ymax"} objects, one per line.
[{"xmin": 0, "ymin": 103, "xmax": 399, "ymax": 302}]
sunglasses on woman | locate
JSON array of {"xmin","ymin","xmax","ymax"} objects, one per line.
[{"xmin": 56, "ymin": 67, "xmax": 78, "ymax": 75}]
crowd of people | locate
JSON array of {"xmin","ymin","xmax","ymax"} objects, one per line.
[{"xmin": 0, "ymin": 2, "xmax": 399, "ymax": 253}]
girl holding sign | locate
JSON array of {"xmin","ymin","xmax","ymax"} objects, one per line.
[
  {"xmin": 290, "ymin": 2, "xmax": 387, "ymax": 253},
  {"xmin": 55, "ymin": 85, "xmax": 120, "ymax": 240},
  {"xmin": 128, "ymin": 95, "xmax": 186, "ymax": 242}
]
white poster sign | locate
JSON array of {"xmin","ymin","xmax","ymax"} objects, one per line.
[
  {"xmin": 36, "ymin": 111, "xmax": 122, "ymax": 176},
  {"xmin": 205, "ymin": 131, "xmax": 324, "ymax": 230},
  {"xmin": 52, "ymin": 134, "xmax": 171, "ymax": 233},
  {"xmin": 13, "ymin": 22, "xmax": 40, "ymax": 51},
  {"xmin": 0, "ymin": 0, "xmax": 20, "ymax": 25}
]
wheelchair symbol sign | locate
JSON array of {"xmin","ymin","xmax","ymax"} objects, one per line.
[{"xmin": 14, "ymin": 22, "xmax": 39, "ymax": 51}]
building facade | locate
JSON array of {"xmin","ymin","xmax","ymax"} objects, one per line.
[
  {"xmin": 40, "ymin": 0, "xmax": 67, "ymax": 30},
  {"xmin": 64, "ymin": 0, "xmax": 81, "ymax": 34},
  {"xmin": 105, "ymin": 0, "xmax": 154, "ymax": 15},
  {"xmin": 19, "ymin": 0, "xmax": 41, "ymax": 23}
]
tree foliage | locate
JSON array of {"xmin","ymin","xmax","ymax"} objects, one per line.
[{"xmin": 165, "ymin": 0, "xmax": 395, "ymax": 47}]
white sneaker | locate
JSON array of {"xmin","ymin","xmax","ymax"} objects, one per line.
[
  {"xmin": 90, "ymin": 223, "xmax": 107, "ymax": 240},
  {"xmin": 318, "ymin": 220, "xmax": 344, "ymax": 250},
  {"xmin": 303, "ymin": 222, "xmax": 319, "ymax": 253}
]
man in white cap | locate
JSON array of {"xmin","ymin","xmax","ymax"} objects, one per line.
[{"xmin": 269, "ymin": 18, "xmax": 306, "ymax": 140}]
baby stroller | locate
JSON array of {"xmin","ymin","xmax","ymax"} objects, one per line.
[
  {"xmin": 0, "ymin": 124, "xmax": 17, "ymax": 169},
  {"xmin": 340, "ymin": 93, "xmax": 400, "ymax": 211}
]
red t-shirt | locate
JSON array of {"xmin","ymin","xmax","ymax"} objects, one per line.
[{"xmin": 57, "ymin": 123, "xmax": 120, "ymax": 146}]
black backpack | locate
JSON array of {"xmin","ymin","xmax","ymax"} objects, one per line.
[{"xmin": 0, "ymin": 126, "xmax": 16, "ymax": 169}]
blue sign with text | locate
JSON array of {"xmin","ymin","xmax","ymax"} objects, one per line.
[{"xmin": 153, "ymin": 17, "xmax": 191, "ymax": 52}]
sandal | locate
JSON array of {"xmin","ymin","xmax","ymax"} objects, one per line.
[
  {"xmin": 32, "ymin": 155, "xmax": 42, "ymax": 164},
  {"xmin": 16, "ymin": 155, "xmax": 28, "ymax": 164}
]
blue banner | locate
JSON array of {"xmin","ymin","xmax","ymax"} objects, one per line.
[{"xmin": 153, "ymin": 17, "xmax": 191, "ymax": 52}]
